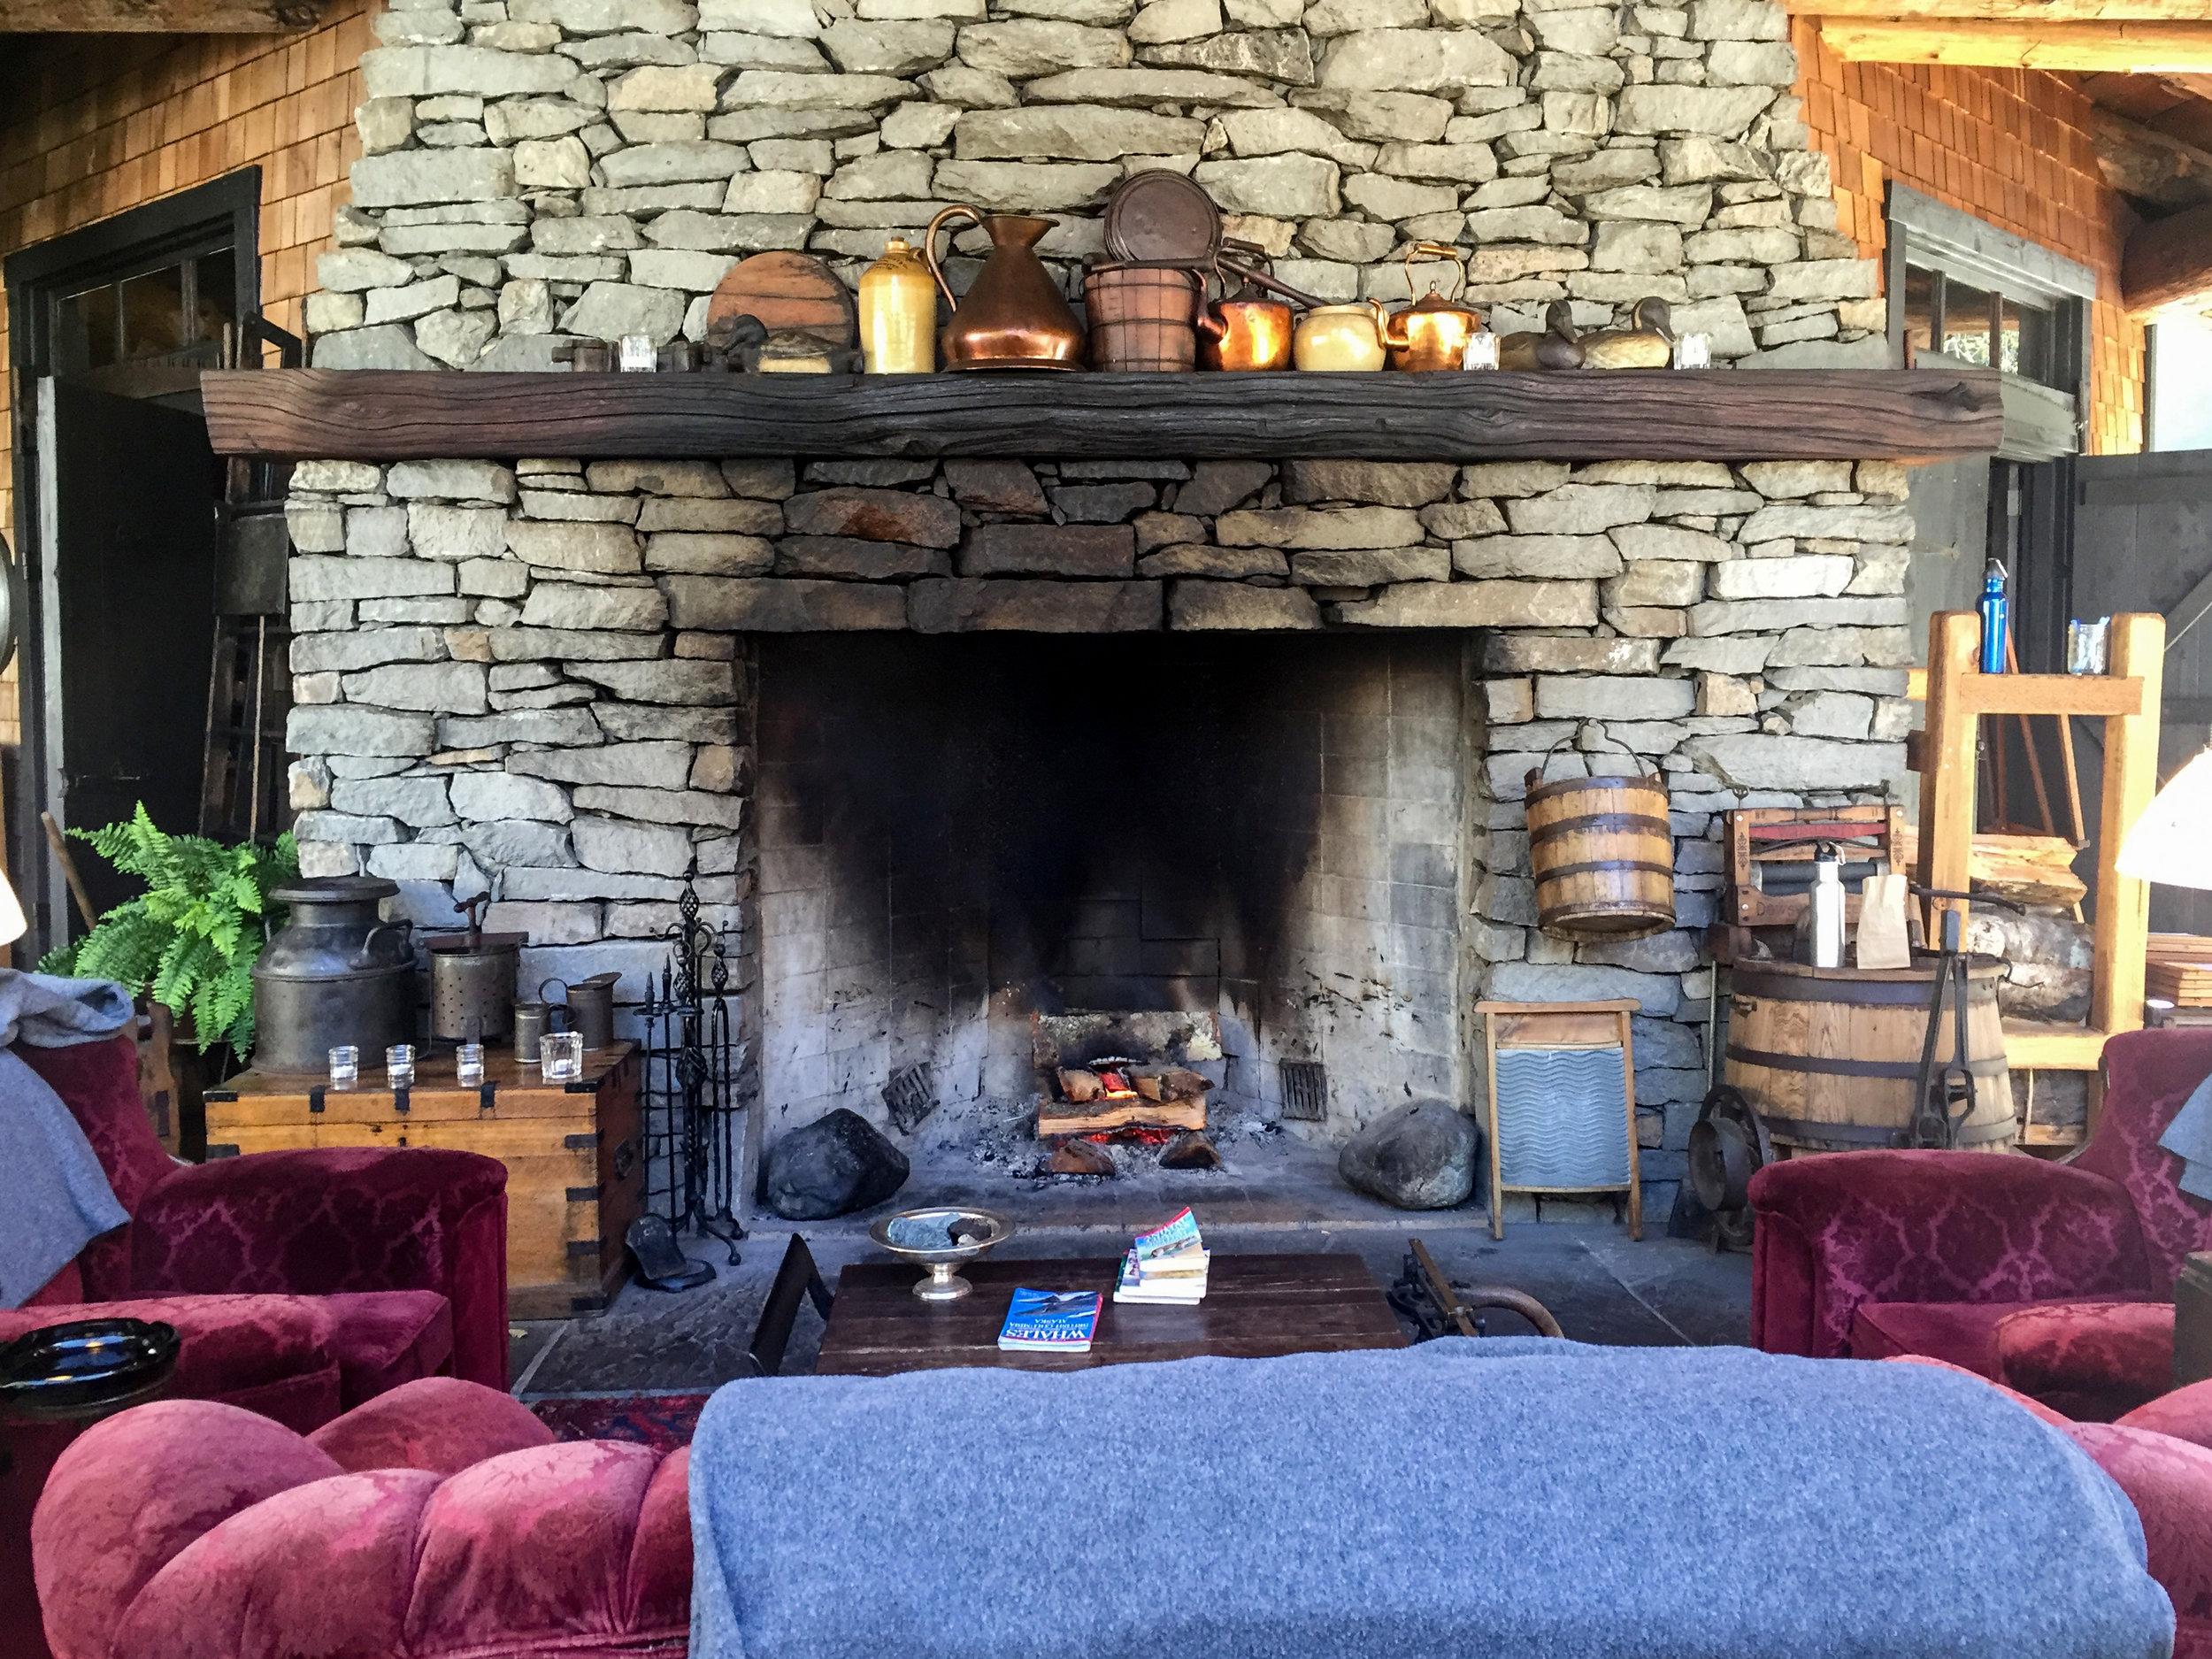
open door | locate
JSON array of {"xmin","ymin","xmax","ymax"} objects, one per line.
[
  {"xmin": 2068, "ymin": 452, "xmax": 2212, "ymax": 934},
  {"xmin": 34, "ymin": 378, "xmax": 220, "ymax": 926}
]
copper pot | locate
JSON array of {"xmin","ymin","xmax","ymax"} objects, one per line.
[
  {"xmin": 1197, "ymin": 296, "xmax": 1294, "ymax": 371},
  {"xmin": 925, "ymin": 204, "xmax": 1085, "ymax": 372},
  {"xmin": 1379, "ymin": 242, "xmax": 1486, "ymax": 373}
]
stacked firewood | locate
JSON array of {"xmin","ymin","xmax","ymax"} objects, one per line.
[{"xmin": 1040, "ymin": 1065, "xmax": 1210, "ymax": 1136}]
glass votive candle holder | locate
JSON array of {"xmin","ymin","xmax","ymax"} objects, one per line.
[
  {"xmin": 387, "ymin": 1044, "xmax": 416, "ymax": 1088},
  {"xmin": 456, "ymin": 1041, "xmax": 486, "ymax": 1086},
  {"xmin": 328, "ymin": 1045, "xmax": 359, "ymax": 1087},
  {"xmin": 540, "ymin": 1030, "xmax": 583, "ymax": 1083}
]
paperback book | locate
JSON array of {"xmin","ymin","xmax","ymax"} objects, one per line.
[
  {"xmin": 998, "ymin": 1288, "xmax": 1103, "ymax": 1352},
  {"xmin": 1116, "ymin": 1208, "xmax": 1210, "ymax": 1305}
]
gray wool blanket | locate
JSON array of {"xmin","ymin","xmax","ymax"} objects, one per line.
[
  {"xmin": 0, "ymin": 972, "xmax": 135, "ymax": 1308},
  {"xmin": 689, "ymin": 1338, "xmax": 2171, "ymax": 1659}
]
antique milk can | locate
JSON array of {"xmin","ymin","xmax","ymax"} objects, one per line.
[{"xmin": 250, "ymin": 876, "xmax": 418, "ymax": 1074}]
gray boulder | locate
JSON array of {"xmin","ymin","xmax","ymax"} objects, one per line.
[
  {"xmin": 764, "ymin": 1108, "xmax": 910, "ymax": 1219},
  {"xmin": 1338, "ymin": 1100, "xmax": 1479, "ymax": 1210}
]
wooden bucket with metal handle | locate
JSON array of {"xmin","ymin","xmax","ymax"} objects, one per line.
[{"xmin": 1524, "ymin": 765, "xmax": 1677, "ymax": 941}]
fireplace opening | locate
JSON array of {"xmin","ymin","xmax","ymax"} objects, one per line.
[{"xmin": 754, "ymin": 630, "xmax": 1482, "ymax": 1196}]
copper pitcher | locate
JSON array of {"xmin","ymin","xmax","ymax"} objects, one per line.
[
  {"xmin": 1379, "ymin": 242, "xmax": 1485, "ymax": 373},
  {"xmin": 925, "ymin": 204, "xmax": 1085, "ymax": 372}
]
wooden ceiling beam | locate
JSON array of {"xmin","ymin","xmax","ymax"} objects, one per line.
[
  {"xmin": 1819, "ymin": 19, "xmax": 2212, "ymax": 72},
  {"xmin": 1785, "ymin": 0, "xmax": 2212, "ymax": 18},
  {"xmin": 2089, "ymin": 106, "xmax": 2212, "ymax": 212},
  {"xmin": 2125, "ymin": 201, "xmax": 2212, "ymax": 313},
  {"xmin": 0, "ymin": 0, "xmax": 326, "ymax": 29}
]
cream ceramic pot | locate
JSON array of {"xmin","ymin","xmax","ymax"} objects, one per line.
[{"xmin": 1294, "ymin": 303, "xmax": 1387, "ymax": 372}]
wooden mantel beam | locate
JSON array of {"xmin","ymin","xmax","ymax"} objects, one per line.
[
  {"xmin": 1820, "ymin": 19, "xmax": 2212, "ymax": 71},
  {"xmin": 0, "ymin": 0, "xmax": 326, "ymax": 29},
  {"xmin": 1786, "ymin": 0, "xmax": 2212, "ymax": 18},
  {"xmin": 194, "ymin": 367, "xmax": 2007, "ymax": 465}
]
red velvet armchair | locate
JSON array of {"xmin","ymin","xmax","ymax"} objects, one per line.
[
  {"xmin": 2, "ymin": 1033, "xmax": 511, "ymax": 1659},
  {"xmin": 32, "ymin": 1380, "xmax": 691, "ymax": 1659},
  {"xmin": 1752, "ymin": 1026, "xmax": 2212, "ymax": 1418}
]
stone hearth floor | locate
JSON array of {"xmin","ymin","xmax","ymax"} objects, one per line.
[{"xmin": 511, "ymin": 1215, "xmax": 1752, "ymax": 1400}]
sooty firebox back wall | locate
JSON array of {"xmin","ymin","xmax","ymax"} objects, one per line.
[{"xmin": 754, "ymin": 632, "xmax": 1476, "ymax": 1143}]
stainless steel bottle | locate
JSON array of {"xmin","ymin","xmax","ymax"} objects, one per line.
[{"xmin": 1810, "ymin": 841, "xmax": 1847, "ymax": 970}]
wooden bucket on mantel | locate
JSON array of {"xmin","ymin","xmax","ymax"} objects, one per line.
[
  {"xmin": 1525, "ymin": 770, "xmax": 1676, "ymax": 941},
  {"xmin": 1724, "ymin": 957, "xmax": 2016, "ymax": 1156}
]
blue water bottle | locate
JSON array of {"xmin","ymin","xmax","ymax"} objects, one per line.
[{"xmin": 1978, "ymin": 557, "xmax": 2009, "ymax": 674}]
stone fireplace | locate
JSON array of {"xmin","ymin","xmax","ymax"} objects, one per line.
[{"xmin": 275, "ymin": 0, "xmax": 1931, "ymax": 1220}]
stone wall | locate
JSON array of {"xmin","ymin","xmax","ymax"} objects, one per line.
[
  {"xmin": 311, "ymin": 0, "xmax": 1888, "ymax": 369},
  {"xmin": 282, "ymin": 0, "xmax": 1924, "ymax": 1210},
  {"xmin": 283, "ymin": 449, "xmax": 1915, "ymax": 1203}
]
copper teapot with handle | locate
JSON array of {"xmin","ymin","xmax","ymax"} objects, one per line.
[
  {"xmin": 924, "ymin": 204, "xmax": 1085, "ymax": 371},
  {"xmin": 1379, "ymin": 242, "xmax": 1485, "ymax": 372}
]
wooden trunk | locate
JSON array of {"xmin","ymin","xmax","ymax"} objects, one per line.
[
  {"xmin": 204, "ymin": 1044, "xmax": 644, "ymax": 1317},
  {"xmin": 1724, "ymin": 959, "xmax": 2016, "ymax": 1153},
  {"xmin": 1525, "ymin": 772, "xmax": 1676, "ymax": 941}
]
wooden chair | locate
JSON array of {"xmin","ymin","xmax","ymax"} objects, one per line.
[
  {"xmin": 1476, "ymin": 999, "xmax": 1641, "ymax": 1241},
  {"xmin": 746, "ymin": 1234, "xmax": 835, "ymax": 1379}
]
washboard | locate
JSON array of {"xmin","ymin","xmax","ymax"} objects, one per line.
[{"xmin": 1477, "ymin": 999, "xmax": 1641, "ymax": 1242}]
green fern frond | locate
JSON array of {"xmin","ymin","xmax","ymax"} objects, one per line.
[{"xmin": 60, "ymin": 804, "xmax": 297, "ymax": 1054}]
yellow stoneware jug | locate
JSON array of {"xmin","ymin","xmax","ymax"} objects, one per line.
[
  {"xmin": 1294, "ymin": 302, "xmax": 1387, "ymax": 372},
  {"xmin": 857, "ymin": 237, "xmax": 938, "ymax": 373}
]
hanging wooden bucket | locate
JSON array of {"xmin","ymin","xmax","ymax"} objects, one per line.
[
  {"xmin": 1525, "ymin": 771, "xmax": 1676, "ymax": 941},
  {"xmin": 1724, "ymin": 957, "xmax": 2016, "ymax": 1154}
]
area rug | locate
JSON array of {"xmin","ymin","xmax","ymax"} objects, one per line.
[{"xmin": 528, "ymin": 1392, "xmax": 710, "ymax": 1452}]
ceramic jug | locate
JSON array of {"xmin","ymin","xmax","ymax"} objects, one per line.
[
  {"xmin": 924, "ymin": 204, "xmax": 1086, "ymax": 371},
  {"xmin": 857, "ymin": 237, "xmax": 938, "ymax": 373}
]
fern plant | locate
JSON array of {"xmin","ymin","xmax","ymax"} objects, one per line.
[{"xmin": 39, "ymin": 804, "xmax": 299, "ymax": 1054}]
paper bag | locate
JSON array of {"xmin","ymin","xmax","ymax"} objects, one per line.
[{"xmin": 1855, "ymin": 872, "xmax": 1912, "ymax": 970}]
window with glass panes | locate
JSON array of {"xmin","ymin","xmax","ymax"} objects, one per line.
[{"xmin": 1899, "ymin": 262, "xmax": 2063, "ymax": 387}]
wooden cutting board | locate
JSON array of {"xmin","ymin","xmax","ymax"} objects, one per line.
[{"xmin": 706, "ymin": 251, "xmax": 856, "ymax": 346}]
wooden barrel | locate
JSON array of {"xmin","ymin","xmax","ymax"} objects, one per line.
[
  {"xmin": 1525, "ymin": 771, "xmax": 1676, "ymax": 941},
  {"xmin": 1724, "ymin": 956, "xmax": 2016, "ymax": 1154}
]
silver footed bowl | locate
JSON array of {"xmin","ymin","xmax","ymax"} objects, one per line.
[{"xmin": 867, "ymin": 1207, "xmax": 1017, "ymax": 1302}]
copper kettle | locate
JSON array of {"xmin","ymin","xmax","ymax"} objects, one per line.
[
  {"xmin": 924, "ymin": 204, "xmax": 1085, "ymax": 371},
  {"xmin": 1379, "ymin": 242, "xmax": 1486, "ymax": 373}
]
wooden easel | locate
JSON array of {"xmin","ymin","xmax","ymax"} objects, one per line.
[{"xmin": 1915, "ymin": 611, "xmax": 2163, "ymax": 1140}]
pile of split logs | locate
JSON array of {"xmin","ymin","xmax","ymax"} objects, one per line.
[
  {"xmin": 1042, "ymin": 1066, "xmax": 1220, "ymax": 1174},
  {"xmin": 1032, "ymin": 1012, "xmax": 1227, "ymax": 1176},
  {"xmin": 1041, "ymin": 1064, "xmax": 1210, "ymax": 1135}
]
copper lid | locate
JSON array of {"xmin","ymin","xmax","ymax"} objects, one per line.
[{"xmin": 1103, "ymin": 172, "xmax": 1221, "ymax": 263}]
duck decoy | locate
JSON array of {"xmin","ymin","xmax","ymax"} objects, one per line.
[
  {"xmin": 1498, "ymin": 298, "xmax": 1585, "ymax": 371},
  {"xmin": 1579, "ymin": 296, "xmax": 1676, "ymax": 370}
]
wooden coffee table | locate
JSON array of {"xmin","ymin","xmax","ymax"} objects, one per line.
[{"xmin": 812, "ymin": 1253, "xmax": 1408, "ymax": 1376}]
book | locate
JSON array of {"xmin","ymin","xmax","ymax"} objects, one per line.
[
  {"xmin": 998, "ymin": 1288, "xmax": 1102, "ymax": 1352},
  {"xmin": 1114, "ymin": 1248, "xmax": 1209, "ymax": 1304},
  {"xmin": 1116, "ymin": 1208, "xmax": 1210, "ymax": 1305},
  {"xmin": 1133, "ymin": 1206, "xmax": 1204, "ymax": 1269}
]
